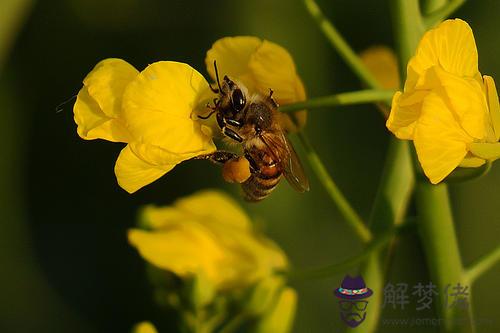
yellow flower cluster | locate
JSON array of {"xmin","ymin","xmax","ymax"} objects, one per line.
[
  {"xmin": 387, "ymin": 19, "xmax": 500, "ymax": 184},
  {"xmin": 128, "ymin": 190, "xmax": 288, "ymax": 289},
  {"xmin": 129, "ymin": 190, "xmax": 296, "ymax": 333},
  {"xmin": 73, "ymin": 37, "xmax": 306, "ymax": 193}
]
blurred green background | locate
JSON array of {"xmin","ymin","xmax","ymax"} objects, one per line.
[{"xmin": 1, "ymin": 0, "xmax": 499, "ymax": 332}]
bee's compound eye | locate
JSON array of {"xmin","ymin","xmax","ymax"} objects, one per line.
[{"xmin": 231, "ymin": 89, "xmax": 246, "ymax": 112}]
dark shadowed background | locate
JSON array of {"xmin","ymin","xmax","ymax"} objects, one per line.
[{"xmin": 1, "ymin": 0, "xmax": 499, "ymax": 332}]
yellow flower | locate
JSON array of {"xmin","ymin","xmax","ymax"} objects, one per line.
[
  {"xmin": 131, "ymin": 322, "xmax": 158, "ymax": 333},
  {"xmin": 74, "ymin": 59, "xmax": 216, "ymax": 193},
  {"xmin": 128, "ymin": 190, "xmax": 288, "ymax": 291},
  {"xmin": 73, "ymin": 37, "xmax": 307, "ymax": 192},
  {"xmin": 360, "ymin": 46, "xmax": 400, "ymax": 90},
  {"xmin": 205, "ymin": 36, "xmax": 307, "ymax": 132},
  {"xmin": 386, "ymin": 19, "xmax": 500, "ymax": 184},
  {"xmin": 360, "ymin": 46, "xmax": 401, "ymax": 118}
]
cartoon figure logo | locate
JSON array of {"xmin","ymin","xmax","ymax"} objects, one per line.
[{"xmin": 334, "ymin": 275, "xmax": 373, "ymax": 328}]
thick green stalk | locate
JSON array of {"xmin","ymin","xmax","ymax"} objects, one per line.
[
  {"xmin": 416, "ymin": 183, "xmax": 474, "ymax": 333},
  {"xmin": 348, "ymin": 138, "xmax": 414, "ymax": 333},
  {"xmin": 391, "ymin": 0, "xmax": 425, "ymax": 65},
  {"xmin": 297, "ymin": 132, "xmax": 372, "ymax": 243},
  {"xmin": 348, "ymin": 1, "xmax": 421, "ymax": 332},
  {"xmin": 399, "ymin": 0, "xmax": 474, "ymax": 331},
  {"xmin": 279, "ymin": 89, "xmax": 395, "ymax": 113}
]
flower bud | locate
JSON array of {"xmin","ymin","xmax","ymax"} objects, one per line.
[
  {"xmin": 131, "ymin": 322, "xmax": 158, "ymax": 333},
  {"xmin": 243, "ymin": 276, "xmax": 284, "ymax": 316},
  {"xmin": 252, "ymin": 287, "xmax": 297, "ymax": 333}
]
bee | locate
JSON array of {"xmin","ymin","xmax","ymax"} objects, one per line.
[{"xmin": 197, "ymin": 62, "xmax": 309, "ymax": 201}]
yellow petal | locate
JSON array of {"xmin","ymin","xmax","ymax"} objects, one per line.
[
  {"xmin": 459, "ymin": 156, "xmax": 486, "ymax": 168},
  {"xmin": 174, "ymin": 190, "xmax": 251, "ymax": 230},
  {"xmin": 206, "ymin": 36, "xmax": 262, "ymax": 87},
  {"xmin": 254, "ymin": 287, "xmax": 297, "ymax": 333},
  {"xmin": 425, "ymin": 66, "xmax": 487, "ymax": 140},
  {"xmin": 139, "ymin": 205, "xmax": 188, "ymax": 229},
  {"xmin": 484, "ymin": 75, "xmax": 500, "ymax": 141},
  {"xmin": 131, "ymin": 322, "xmax": 158, "ymax": 333},
  {"xmin": 248, "ymin": 40, "xmax": 305, "ymax": 104},
  {"xmin": 74, "ymin": 58, "xmax": 137, "ymax": 142},
  {"xmin": 413, "ymin": 93, "xmax": 472, "ymax": 184},
  {"xmin": 139, "ymin": 190, "xmax": 251, "ymax": 230},
  {"xmin": 468, "ymin": 142, "xmax": 500, "ymax": 161},
  {"xmin": 387, "ymin": 91, "xmax": 426, "ymax": 139},
  {"xmin": 122, "ymin": 61, "xmax": 216, "ymax": 155},
  {"xmin": 128, "ymin": 226, "xmax": 225, "ymax": 284},
  {"xmin": 114, "ymin": 144, "xmax": 174, "ymax": 193},
  {"xmin": 360, "ymin": 46, "xmax": 400, "ymax": 89},
  {"xmin": 73, "ymin": 87, "xmax": 130, "ymax": 142},
  {"xmin": 206, "ymin": 36, "xmax": 305, "ymax": 104},
  {"xmin": 407, "ymin": 19, "xmax": 478, "ymax": 91},
  {"xmin": 84, "ymin": 58, "xmax": 139, "ymax": 118}
]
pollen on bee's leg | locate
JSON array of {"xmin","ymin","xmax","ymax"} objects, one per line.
[{"xmin": 222, "ymin": 156, "xmax": 251, "ymax": 183}]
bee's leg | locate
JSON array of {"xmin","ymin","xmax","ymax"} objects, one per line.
[
  {"xmin": 192, "ymin": 151, "xmax": 238, "ymax": 165},
  {"xmin": 244, "ymin": 151, "xmax": 259, "ymax": 174},
  {"xmin": 226, "ymin": 119, "xmax": 243, "ymax": 127},
  {"xmin": 216, "ymin": 111, "xmax": 226, "ymax": 129},
  {"xmin": 223, "ymin": 128, "xmax": 243, "ymax": 142},
  {"xmin": 267, "ymin": 88, "xmax": 279, "ymax": 108},
  {"xmin": 209, "ymin": 83, "xmax": 219, "ymax": 93},
  {"xmin": 217, "ymin": 112, "xmax": 243, "ymax": 142}
]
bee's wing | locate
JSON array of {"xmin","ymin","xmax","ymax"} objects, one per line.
[{"xmin": 260, "ymin": 131, "xmax": 310, "ymax": 193}]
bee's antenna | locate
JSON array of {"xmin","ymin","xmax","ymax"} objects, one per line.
[
  {"xmin": 213, "ymin": 60, "xmax": 224, "ymax": 95},
  {"xmin": 198, "ymin": 110, "xmax": 216, "ymax": 119},
  {"xmin": 55, "ymin": 94, "xmax": 77, "ymax": 113}
]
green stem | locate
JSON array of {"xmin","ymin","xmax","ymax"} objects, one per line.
[
  {"xmin": 391, "ymin": 0, "xmax": 425, "ymax": 66},
  {"xmin": 297, "ymin": 132, "xmax": 372, "ymax": 243},
  {"xmin": 416, "ymin": 182, "xmax": 474, "ymax": 333},
  {"xmin": 424, "ymin": 0, "xmax": 467, "ymax": 28},
  {"xmin": 303, "ymin": 0, "xmax": 381, "ymax": 90},
  {"xmin": 289, "ymin": 221, "xmax": 414, "ymax": 281},
  {"xmin": 422, "ymin": 0, "xmax": 447, "ymax": 16},
  {"xmin": 279, "ymin": 89, "xmax": 395, "ymax": 113},
  {"xmin": 348, "ymin": 138, "xmax": 414, "ymax": 333},
  {"xmin": 348, "ymin": 2, "xmax": 421, "ymax": 332},
  {"xmin": 465, "ymin": 244, "xmax": 500, "ymax": 283},
  {"xmin": 218, "ymin": 312, "xmax": 250, "ymax": 333}
]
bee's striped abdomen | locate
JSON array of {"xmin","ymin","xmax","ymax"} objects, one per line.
[
  {"xmin": 242, "ymin": 172, "xmax": 282, "ymax": 202},
  {"xmin": 242, "ymin": 140, "xmax": 283, "ymax": 202}
]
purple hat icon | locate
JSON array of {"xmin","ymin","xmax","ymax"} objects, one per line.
[{"xmin": 334, "ymin": 275, "xmax": 373, "ymax": 300}]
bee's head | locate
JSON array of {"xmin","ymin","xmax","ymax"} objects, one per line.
[
  {"xmin": 213, "ymin": 60, "xmax": 247, "ymax": 117},
  {"xmin": 222, "ymin": 76, "xmax": 247, "ymax": 113}
]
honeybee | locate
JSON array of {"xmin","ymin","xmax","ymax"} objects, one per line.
[{"xmin": 197, "ymin": 62, "xmax": 309, "ymax": 201}]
